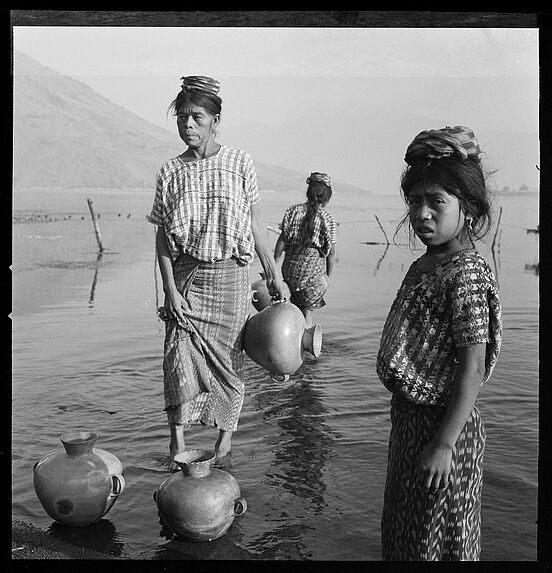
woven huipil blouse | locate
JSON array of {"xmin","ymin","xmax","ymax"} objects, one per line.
[
  {"xmin": 278, "ymin": 203, "xmax": 336, "ymax": 256},
  {"xmin": 377, "ymin": 249, "xmax": 502, "ymax": 406},
  {"xmin": 147, "ymin": 145, "xmax": 260, "ymax": 263}
]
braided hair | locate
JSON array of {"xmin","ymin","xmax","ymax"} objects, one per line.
[{"xmin": 298, "ymin": 180, "xmax": 332, "ymax": 250}]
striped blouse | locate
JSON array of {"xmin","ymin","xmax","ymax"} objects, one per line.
[
  {"xmin": 376, "ymin": 249, "xmax": 502, "ymax": 406},
  {"xmin": 147, "ymin": 145, "xmax": 260, "ymax": 264},
  {"xmin": 278, "ymin": 203, "xmax": 336, "ymax": 257}
]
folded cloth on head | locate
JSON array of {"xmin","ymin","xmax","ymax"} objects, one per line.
[
  {"xmin": 306, "ymin": 172, "xmax": 332, "ymax": 187},
  {"xmin": 404, "ymin": 125, "xmax": 481, "ymax": 165},
  {"xmin": 180, "ymin": 75, "xmax": 220, "ymax": 96}
]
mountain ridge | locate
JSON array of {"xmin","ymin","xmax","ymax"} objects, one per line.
[{"xmin": 13, "ymin": 52, "xmax": 369, "ymax": 196}]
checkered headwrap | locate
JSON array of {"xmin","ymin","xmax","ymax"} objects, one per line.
[
  {"xmin": 306, "ymin": 172, "xmax": 332, "ymax": 187},
  {"xmin": 404, "ymin": 126, "xmax": 482, "ymax": 165}
]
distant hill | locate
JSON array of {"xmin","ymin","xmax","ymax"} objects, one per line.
[{"xmin": 13, "ymin": 52, "xmax": 368, "ymax": 196}]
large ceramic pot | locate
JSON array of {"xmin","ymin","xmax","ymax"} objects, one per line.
[
  {"xmin": 242, "ymin": 300, "xmax": 322, "ymax": 381},
  {"xmin": 251, "ymin": 273, "xmax": 291, "ymax": 311},
  {"xmin": 153, "ymin": 449, "xmax": 247, "ymax": 542},
  {"xmin": 33, "ymin": 431, "xmax": 125, "ymax": 527}
]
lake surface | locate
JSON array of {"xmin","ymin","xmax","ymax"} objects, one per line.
[{"xmin": 11, "ymin": 188, "xmax": 539, "ymax": 560}]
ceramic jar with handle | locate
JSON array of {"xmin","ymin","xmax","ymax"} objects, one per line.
[
  {"xmin": 33, "ymin": 431, "xmax": 125, "ymax": 527},
  {"xmin": 154, "ymin": 449, "xmax": 247, "ymax": 542},
  {"xmin": 242, "ymin": 300, "xmax": 322, "ymax": 381},
  {"xmin": 251, "ymin": 272, "xmax": 291, "ymax": 311}
]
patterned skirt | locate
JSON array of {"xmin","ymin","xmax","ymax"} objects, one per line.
[
  {"xmin": 162, "ymin": 253, "xmax": 250, "ymax": 432},
  {"xmin": 381, "ymin": 396, "xmax": 486, "ymax": 561},
  {"xmin": 281, "ymin": 247, "xmax": 328, "ymax": 311}
]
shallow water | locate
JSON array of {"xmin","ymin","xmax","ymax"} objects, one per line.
[{"xmin": 11, "ymin": 189, "xmax": 539, "ymax": 560}]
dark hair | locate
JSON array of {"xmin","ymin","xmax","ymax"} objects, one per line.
[
  {"xmin": 167, "ymin": 89, "xmax": 222, "ymax": 118},
  {"xmin": 395, "ymin": 157, "xmax": 493, "ymax": 246},
  {"xmin": 298, "ymin": 181, "xmax": 333, "ymax": 249}
]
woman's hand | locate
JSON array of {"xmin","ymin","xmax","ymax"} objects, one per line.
[
  {"xmin": 416, "ymin": 439, "xmax": 453, "ymax": 493},
  {"xmin": 267, "ymin": 276, "xmax": 287, "ymax": 301},
  {"xmin": 163, "ymin": 288, "xmax": 186, "ymax": 327}
]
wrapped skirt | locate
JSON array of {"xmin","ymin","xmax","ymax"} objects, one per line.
[
  {"xmin": 381, "ymin": 395, "xmax": 486, "ymax": 561},
  {"xmin": 162, "ymin": 254, "xmax": 250, "ymax": 432},
  {"xmin": 281, "ymin": 247, "xmax": 328, "ymax": 311}
]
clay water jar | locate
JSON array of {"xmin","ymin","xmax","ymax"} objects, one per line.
[
  {"xmin": 251, "ymin": 273, "xmax": 291, "ymax": 311},
  {"xmin": 33, "ymin": 431, "xmax": 125, "ymax": 527},
  {"xmin": 153, "ymin": 449, "xmax": 247, "ymax": 542},
  {"xmin": 242, "ymin": 300, "xmax": 322, "ymax": 381}
]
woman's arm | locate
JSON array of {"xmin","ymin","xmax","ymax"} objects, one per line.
[
  {"xmin": 416, "ymin": 343, "xmax": 487, "ymax": 491},
  {"xmin": 326, "ymin": 243, "xmax": 336, "ymax": 278},
  {"xmin": 251, "ymin": 202, "xmax": 286, "ymax": 300},
  {"xmin": 274, "ymin": 232, "xmax": 286, "ymax": 263},
  {"xmin": 156, "ymin": 226, "xmax": 186, "ymax": 327}
]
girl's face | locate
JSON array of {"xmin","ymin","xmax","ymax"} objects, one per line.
[
  {"xmin": 408, "ymin": 183, "xmax": 466, "ymax": 252},
  {"xmin": 176, "ymin": 103, "xmax": 219, "ymax": 148}
]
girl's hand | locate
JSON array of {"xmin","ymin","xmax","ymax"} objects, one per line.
[
  {"xmin": 163, "ymin": 289, "xmax": 186, "ymax": 327},
  {"xmin": 416, "ymin": 439, "xmax": 453, "ymax": 493}
]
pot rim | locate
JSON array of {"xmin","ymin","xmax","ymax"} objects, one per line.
[
  {"xmin": 173, "ymin": 449, "xmax": 216, "ymax": 466},
  {"xmin": 60, "ymin": 430, "xmax": 98, "ymax": 445}
]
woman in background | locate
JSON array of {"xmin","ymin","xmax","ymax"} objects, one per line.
[{"xmin": 274, "ymin": 172, "xmax": 336, "ymax": 328}]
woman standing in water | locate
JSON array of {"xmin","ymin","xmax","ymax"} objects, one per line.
[
  {"xmin": 274, "ymin": 172, "xmax": 336, "ymax": 328},
  {"xmin": 148, "ymin": 75, "xmax": 285, "ymax": 467},
  {"xmin": 377, "ymin": 126, "xmax": 502, "ymax": 560}
]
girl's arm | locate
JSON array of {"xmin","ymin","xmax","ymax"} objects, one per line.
[
  {"xmin": 251, "ymin": 202, "xmax": 286, "ymax": 300},
  {"xmin": 326, "ymin": 243, "xmax": 336, "ymax": 278},
  {"xmin": 416, "ymin": 343, "xmax": 487, "ymax": 491},
  {"xmin": 274, "ymin": 232, "xmax": 286, "ymax": 263},
  {"xmin": 156, "ymin": 226, "xmax": 186, "ymax": 327}
]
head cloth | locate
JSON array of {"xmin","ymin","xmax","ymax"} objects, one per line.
[
  {"xmin": 306, "ymin": 172, "xmax": 332, "ymax": 187},
  {"xmin": 179, "ymin": 76, "xmax": 220, "ymax": 97},
  {"xmin": 404, "ymin": 126, "xmax": 481, "ymax": 165}
]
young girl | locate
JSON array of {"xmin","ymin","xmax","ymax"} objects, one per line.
[
  {"xmin": 377, "ymin": 126, "xmax": 502, "ymax": 561},
  {"xmin": 274, "ymin": 172, "xmax": 336, "ymax": 328}
]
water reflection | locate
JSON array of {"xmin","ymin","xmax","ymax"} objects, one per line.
[
  {"xmin": 251, "ymin": 359, "xmax": 339, "ymax": 557},
  {"xmin": 88, "ymin": 252, "xmax": 103, "ymax": 306},
  {"xmin": 47, "ymin": 518, "xmax": 125, "ymax": 557},
  {"xmin": 374, "ymin": 244, "xmax": 390, "ymax": 275}
]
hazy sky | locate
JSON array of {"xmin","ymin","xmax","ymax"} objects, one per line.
[{"xmin": 13, "ymin": 26, "xmax": 539, "ymax": 193}]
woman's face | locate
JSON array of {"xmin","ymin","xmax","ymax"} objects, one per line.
[
  {"xmin": 408, "ymin": 183, "xmax": 466, "ymax": 250},
  {"xmin": 176, "ymin": 103, "xmax": 219, "ymax": 148}
]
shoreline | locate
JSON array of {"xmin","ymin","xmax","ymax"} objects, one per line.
[{"xmin": 12, "ymin": 517, "xmax": 121, "ymax": 560}]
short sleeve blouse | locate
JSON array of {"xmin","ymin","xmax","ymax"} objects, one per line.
[
  {"xmin": 376, "ymin": 249, "xmax": 502, "ymax": 406},
  {"xmin": 147, "ymin": 145, "xmax": 260, "ymax": 264},
  {"xmin": 278, "ymin": 203, "xmax": 336, "ymax": 257}
]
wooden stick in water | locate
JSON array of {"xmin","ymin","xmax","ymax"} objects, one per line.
[
  {"xmin": 375, "ymin": 215, "xmax": 390, "ymax": 245},
  {"xmin": 492, "ymin": 206, "xmax": 503, "ymax": 253},
  {"xmin": 87, "ymin": 198, "xmax": 105, "ymax": 253}
]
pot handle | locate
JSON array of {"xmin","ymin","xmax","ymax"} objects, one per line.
[
  {"xmin": 270, "ymin": 372, "xmax": 290, "ymax": 383},
  {"xmin": 234, "ymin": 497, "xmax": 247, "ymax": 516},
  {"xmin": 104, "ymin": 474, "xmax": 125, "ymax": 515}
]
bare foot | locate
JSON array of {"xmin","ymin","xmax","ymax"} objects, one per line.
[
  {"xmin": 214, "ymin": 429, "xmax": 232, "ymax": 459},
  {"xmin": 213, "ymin": 451, "xmax": 232, "ymax": 470},
  {"xmin": 169, "ymin": 424, "xmax": 185, "ymax": 471},
  {"xmin": 166, "ymin": 456, "xmax": 180, "ymax": 472}
]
